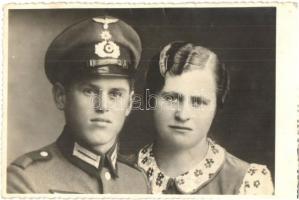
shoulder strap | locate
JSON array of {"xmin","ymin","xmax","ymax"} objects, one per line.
[{"xmin": 12, "ymin": 149, "xmax": 52, "ymax": 170}]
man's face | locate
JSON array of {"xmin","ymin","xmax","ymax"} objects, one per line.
[
  {"xmin": 58, "ymin": 76, "xmax": 133, "ymax": 152},
  {"xmin": 153, "ymin": 69, "xmax": 217, "ymax": 150}
]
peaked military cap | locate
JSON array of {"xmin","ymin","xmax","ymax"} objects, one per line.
[{"xmin": 45, "ymin": 16, "xmax": 142, "ymax": 84}]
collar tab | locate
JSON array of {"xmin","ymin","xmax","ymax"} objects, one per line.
[
  {"xmin": 72, "ymin": 142, "xmax": 118, "ymax": 172},
  {"xmin": 73, "ymin": 142, "xmax": 102, "ymax": 168}
]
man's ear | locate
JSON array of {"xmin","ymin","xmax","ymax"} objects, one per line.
[
  {"xmin": 52, "ymin": 82, "xmax": 66, "ymax": 111},
  {"xmin": 125, "ymin": 91, "xmax": 134, "ymax": 116}
]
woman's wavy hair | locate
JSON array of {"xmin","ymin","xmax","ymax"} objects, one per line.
[{"xmin": 145, "ymin": 41, "xmax": 230, "ymax": 108}]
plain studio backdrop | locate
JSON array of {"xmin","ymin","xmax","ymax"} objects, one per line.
[{"xmin": 7, "ymin": 8, "xmax": 275, "ymax": 179}]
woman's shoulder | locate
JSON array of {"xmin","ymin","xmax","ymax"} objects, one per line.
[
  {"xmin": 223, "ymin": 151, "xmax": 250, "ymax": 173},
  {"xmin": 238, "ymin": 162, "xmax": 274, "ymax": 195},
  {"xmin": 222, "ymin": 150, "xmax": 274, "ymax": 195}
]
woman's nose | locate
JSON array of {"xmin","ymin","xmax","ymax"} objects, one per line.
[{"xmin": 174, "ymin": 103, "xmax": 191, "ymax": 122}]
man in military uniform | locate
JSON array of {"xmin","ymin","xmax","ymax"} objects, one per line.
[{"xmin": 7, "ymin": 16, "xmax": 149, "ymax": 194}]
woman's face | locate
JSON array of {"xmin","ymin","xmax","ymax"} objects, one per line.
[{"xmin": 153, "ymin": 69, "xmax": 217, "ymax": 149}]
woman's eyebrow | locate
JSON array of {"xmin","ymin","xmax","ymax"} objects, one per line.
[
  {"xmin": 160, "ymin": 91, "xmax": 179, "ymax": 96},
  {"xmin": 190, "ymin": 96, "xmax": 211, "ymax": 103},
  {"xmin": 160, "ymin": 91, "xmax": 183, "ymax": 101}
]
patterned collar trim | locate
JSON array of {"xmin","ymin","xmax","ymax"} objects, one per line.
[{"xmin": 137, "ymin": 139, "xmax": 226, "ymax": 194}]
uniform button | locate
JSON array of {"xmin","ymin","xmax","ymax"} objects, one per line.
[
  {"xmin": 40, "ymin": 151, "xmax": 48, "ymax": 157},
  {"xmin": 105, "ymin": 172, "xmax": 111, "ymax": 180}
]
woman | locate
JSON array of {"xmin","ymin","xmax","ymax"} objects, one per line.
[{"xmin": 137, "ymin": 41, "xmax": 274, "ymax": 194}]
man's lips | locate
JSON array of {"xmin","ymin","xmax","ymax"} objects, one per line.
[
  {"xmin": 90, "ymin": 118, "xmax": 112, "ymax": 123},
  {"xmin": 168, "ymin": 125, "xmax": 193, "ymax": 131}
]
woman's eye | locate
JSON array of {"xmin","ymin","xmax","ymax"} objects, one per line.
[
  {"xmin": 192, "ymin": 101, "xmax": 202, "ymax": 107},
  {"xmin": 191, "ymin": 98, "xmax": 209, "ymax": 107},
  {"xmin": 162, "ymin": 95, "xmax": 179, "ymax": 104}
]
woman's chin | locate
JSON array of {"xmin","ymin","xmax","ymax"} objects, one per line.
[
  {"xmin": 158, "ymin": 134, "xmax": 207, "ymax": 150},
  {"xmin": 163, "ymin": 139, "xmax": 198, "ymax": 150}
]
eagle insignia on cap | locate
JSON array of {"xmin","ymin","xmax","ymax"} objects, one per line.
[
  {"xmin": 93, "ymin": 17, "xmax": 120, "ymax": 59},
  {"xmin": 93, "ymin": 17, "xmax": 119, "ymax": 30}
]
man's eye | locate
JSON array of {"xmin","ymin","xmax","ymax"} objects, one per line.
[
  {"xmin": 83, "ymin": 88, "xmax": 96, "ymax": 96},
  {"xmin": 109, "ymin": 90, "xmax": 123, "ymax": 98}
]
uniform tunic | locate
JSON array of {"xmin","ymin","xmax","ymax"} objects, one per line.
[
  {"xmin": 137, "ymin": 138, "xmax": 274, "ymax": 195},
  {"xmin": 7, "ymin": 128, "xmax": 149, "ymax": 194}
]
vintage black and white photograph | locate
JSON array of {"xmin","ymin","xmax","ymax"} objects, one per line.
[{"xmin": 2, "ymin": 4, "xmax": 283, "ymax": 196}]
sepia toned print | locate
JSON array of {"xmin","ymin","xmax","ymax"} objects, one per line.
[
  {"xmin": 137, "ymin": 42, "xmax": 273, "ymax": 194},
  {"xmin": 3, "ymin": 3, "xmax": 298, "ymax": 198},
  {"xmin": 7, "ymin": 15, "xmax": 149, "ymax": 194}
]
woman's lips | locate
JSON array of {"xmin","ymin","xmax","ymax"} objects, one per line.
[{"xmin": 168, "ymin": 125, "xmax": 193, "ymax": 131}]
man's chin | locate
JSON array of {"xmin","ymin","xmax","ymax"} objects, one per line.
[
  {"xmin": 87, "ymin": 136, "xmax": 116, "ymax": 146},
  {"xmin": 76, "ymin": 135, "xmax": 115, "ymax": 147}
]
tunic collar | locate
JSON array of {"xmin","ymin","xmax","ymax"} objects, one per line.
[
  {"xmin": 72, "ymin": 141, "xmax": 118, "ymax": 172},
  {"xmin": 137, "ymin": 138, "xmax": 225, "ymax": 194},
  {"xmin": 57, "ymin": 126, "xmax": 118, "ymax": 178}
]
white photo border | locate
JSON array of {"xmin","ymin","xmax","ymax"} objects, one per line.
[{"xmin": 1, "ymin": 2, "xmax": 298, "ymax": 200}]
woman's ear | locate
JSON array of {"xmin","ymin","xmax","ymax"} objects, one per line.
[
  {"xmin": 52, "ymin": 82, "xmax": 66, "ymax": 110},
  {"xmin": 125, "ymin": 91, "xmax": 134, "ymax": 116}
]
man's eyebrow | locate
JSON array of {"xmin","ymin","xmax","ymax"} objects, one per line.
[
  {"xmin": 109, "ymin": 88, "xmax": 127, "ymax": 92},
  {"xmin": 78, "ymin": 82, "xmax": 99, "ymax": 89},
  {"xmin": 79, "ymin": 83, "xmax": 129, "ymax": 92}
]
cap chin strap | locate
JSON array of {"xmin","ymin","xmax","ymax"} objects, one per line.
[{"xmin": 89, "ymin": 58, "xmax": 128, "ymax": 69}]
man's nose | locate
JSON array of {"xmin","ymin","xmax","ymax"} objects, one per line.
[
  {"xmin": 174, "ymin": 102, "xmax": 191, "ymax": 122},
  {"xmin": 93, "ymin": 93, "xmax": 109, "ymax": 113}
]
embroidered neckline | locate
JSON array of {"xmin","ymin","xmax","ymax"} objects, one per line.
[{"xmin": 137, "ymin": 138, "xmax": 225, "ymax": 194}]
